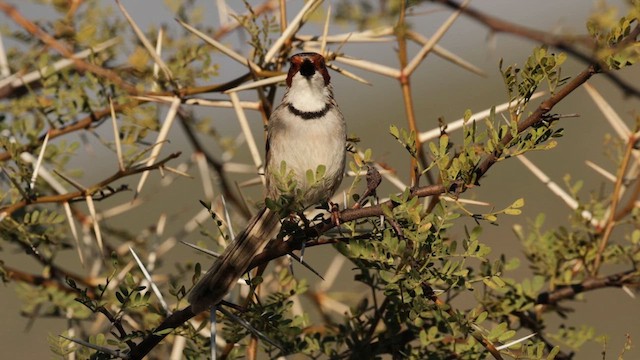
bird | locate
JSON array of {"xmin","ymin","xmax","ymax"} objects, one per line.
[{"xmin": 188, "ymin": 52, "xmax": 347, "ymax": 314}]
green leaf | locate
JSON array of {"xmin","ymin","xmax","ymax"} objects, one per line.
[
  {"xmin": 484, "ymin": 214, "xmax": 498, "ymax": 222},
  {"xmin": 491, "ymin": 276, "xmax": 506, "ymax": 287},
  {"xmin": 504, "ymin": 208, "xmax": 522, "ymax": 215},
  {"xmin": 153, "ymin": 328, "xmax": 174, "ymax": 336},
  {"xmin": 487, "ymin": 322, "xmax": 508, "ymax": 340},
  {"xmin": 389, "ymin": 125, "xmax": 399, "ymax": 139},
  {"xmin": 439, "ymin": 134, "xmax": 449, "ymax": 155},
  {"xmin": 315, "ymin": 164, "xmax": 326, "ymax": 180},
  {"xmin": 306, "ymin": 169, "xmax": 314, "ymax": 185},
  {"xmin": 363, "ymin": 148, "xmax": 372, "ymax": 162},
  {"xmin": 547, "ymin": 346, "xmax": 561, "ymax": 359},
  {"xmin": 482, "ymin": 278, "xmax": 498, "ymax": 289},
  {"xmin": 498, "ymin": 329, "xmax": 516, "ymax": 342},
  {"xmin": 475, "ymin": 311, "xmax": 488, "ymax": 324},
  {"xmin": 511, "ymin": 198, "xmax": 525, "ymax": 208}
]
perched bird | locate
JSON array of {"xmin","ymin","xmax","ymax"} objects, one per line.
[{"xmin": 188, "ymin": 52, "xmax": 347, "ymax": 313}]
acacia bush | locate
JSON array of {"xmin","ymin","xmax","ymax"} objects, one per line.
[{"xmin": 1, "ymin": 0, "xmax": 639, "ymax": 359}]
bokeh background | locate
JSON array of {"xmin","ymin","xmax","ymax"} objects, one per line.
[{"xmin": 1, "ymin": 0, "xmax": 639, "ymax": 358}]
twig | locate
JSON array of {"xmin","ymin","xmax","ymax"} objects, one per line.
[
  {"xmin": 536, "ymin": 270, "xmax": 639, "ymax": 305},
  {"xmin": 229, "ymin": 92, "xmax": 265, "ymax": 185},
  {"xmin": 592, "ymin": 133, "xmax": 636, "ymax": 274},
  {"xmin": 115, "ymin": 0, "xmax": 174, "ymax": 83},
  {"xmin": 0, "ymin": 152, "xmax": 181, "ymax": 217},
  {"xmin": 403, "ymin": 0, "xmax": 469, "ymax": 76},
  {"xmin": 430, "ymin": 0, "xmax": 640, "ymax": 98},
  {"xmin": 134, "ymin": 97, "xmax": 181, "ymax": 197},
  {"xmin": 177, "ymin": 110, "xmax": 251, "ymax": 219},
  {"xmin": 395, "ymin": 1, "xmax": 421, "ymax": 186},
  {"xmin": 0, "ymin": 2, "xmax": 137, "ymax": 94}
]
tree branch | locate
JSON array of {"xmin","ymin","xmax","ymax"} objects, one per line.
[
  {"xmin": 0, "ymin": 1, "xmax": 138, "ymax": 94},
  {"xmin": 430, "ymin": 0, "xmax": 640, "ymax": 98},
  {"xmin": 536, "ymin": 270, "xmax": 640, "ymax": 305},
  {"xmin": 0, "ymin": 152, "xmax": 181, "ymax": 217}
]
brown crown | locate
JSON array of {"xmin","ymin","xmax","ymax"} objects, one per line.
[{"xmin": 286, "ymin": 52, "xmax": 330, "ymax": 87}]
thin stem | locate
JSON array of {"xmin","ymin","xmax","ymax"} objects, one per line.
[
  {"xmin": 0, "ymin": 1, "xmax": 138, "ymax": 94},
  {"xmin": 592, "ymin": 133, "xmax": 636, "ymax": 274},
  {"xmin": 394, "ymin": 2, "xmax": 434, "ymax": 187},
  {"xmin": 0, "ymin": 152, "xmax": 181, "ymax": 217},
  {"xmin": 395, "ymin": 2, "xmax": 419, "ymax": 186},
  {"xmin": 431, "ymin": 0, "xmax": 640, "ymax": 98}
]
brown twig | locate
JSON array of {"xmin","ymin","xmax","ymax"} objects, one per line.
[
  {"xmin": 430, "ymin": 0, "xmax": 640, "ymax": 98},
  {"xmin": 0, "ymin": 152, "xmax": 181, "ymax": 216},
  {"xmin": 0, "ymin": 1, "xmax": 138, "ymax": 94},
  {"xmin": 3, "ymin": 264, "xmax": 96, "ymax": 297},
  {"xmin": 393, "ymin": 3, "xmax": 437, "ymax": 187},
  {"xmin": 592, "ymin": 133, "xmax": 637, "ymax": 274},
  {"xmin": 613, "ymin": 167, "xmax": 640, "ymax": 222},
  {"xmin": 353, "ymin": 165, "xmax": 382, "ymax": 209},
  {"xmin": 127, "ymin": 306, "xmax": 196, "ymax": 360},
  {"xmin": 177, "ymin": 110, "xmax": 252, "ymax": 219},
  {"xmin": 0, "ymin": 103, "xmax": 130, "ymax": 162},
  {"xmin": 536, "ymin": 269, "xmax": 639, "ymax": 305}
]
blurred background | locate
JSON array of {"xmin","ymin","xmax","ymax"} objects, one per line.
[{"xmin": 1, "ymin": 0, "xmax": 639, "ymax": 358}]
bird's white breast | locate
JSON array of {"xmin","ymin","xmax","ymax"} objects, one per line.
[{"xmin": 267, "ymin": 108, "xmax": 345, "ymax": 206}]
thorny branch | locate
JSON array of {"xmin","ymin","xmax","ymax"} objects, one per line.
[
  {"xmin": 0, "ymin": 1, "xmax": 138, "ymax": 94},
  {"xmin": 536, "ymin": 270, "xmax": 640, "ymax": 306},
  {"xmin": 177, "ymin": 109, "xmax": 252, "ymax": 219},
  {"xmin": 592, "ymin": 132, "xmax": 637, "ymax": 274},
  {"xmin": 0, "ymin": 152, "xmax": 182, "ymax": 217},
  {"xmin": 430, "ymin": 0, "xmax": 640, "ymax": 98}
]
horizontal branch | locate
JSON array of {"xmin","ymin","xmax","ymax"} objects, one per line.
[
  {"xmin": 3, "ymin": 264, "xmax": 97, "ymax": 297},
  {"xmin": 536, "ymin": 270, "xmax": 639, "ymax": 305},
  {"xmin": 0, "ymin": 152, "xmax": 181, "ymax": 217},
  {"xmin": 0, "ymin": 69, "xmax": 258, "ymax": 163},
  {"xmin": 0, "ymin": 104, "xmax": 129, "ymax": 162}
]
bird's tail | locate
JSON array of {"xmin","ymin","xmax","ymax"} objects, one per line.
[{"xmin": 188, "ymin": 207, "xmax": 280, "ymax": 313}]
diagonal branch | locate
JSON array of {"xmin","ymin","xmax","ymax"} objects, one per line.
[
  {"xmin": 0, "ymin": 2, "xmax": 138, "ymax": 94},
  {"xmin": 0, "ymin": 152, "xmax": 181, "ymax": 217},
  {"xmin": 430, "ymin": 0, "xmax": 640, "ymax": 98},
  {"xmin": 177, "ymin": 110, "xmax": 252, "ymax": 219}
]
